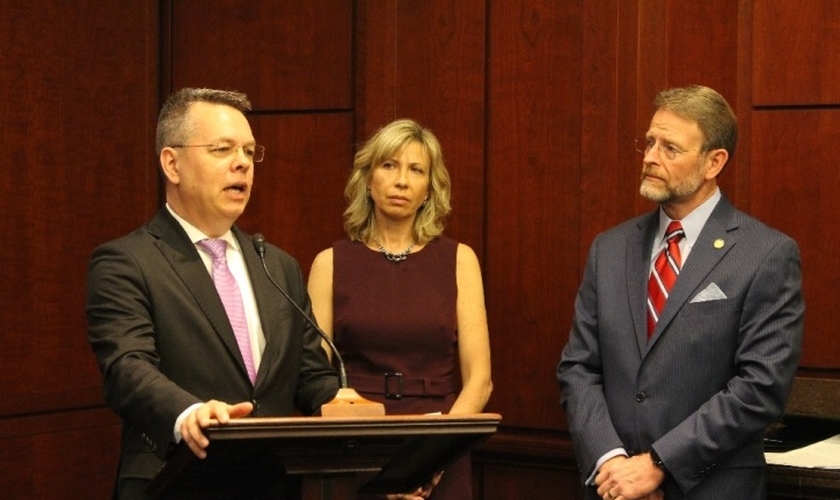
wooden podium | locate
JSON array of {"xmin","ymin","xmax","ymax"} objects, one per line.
[{"xmin": 146, "ymin": 413, "xmax": 501, "ymax": 500}]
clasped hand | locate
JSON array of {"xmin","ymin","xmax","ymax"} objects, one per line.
[{"xmin": 595, "ymin": 454, "xmax": 665, "ymax": 500}]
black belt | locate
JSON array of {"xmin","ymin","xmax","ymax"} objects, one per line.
[{"xmin": 349, "ymin": 372, "xmax": 457, "ymax": 399}]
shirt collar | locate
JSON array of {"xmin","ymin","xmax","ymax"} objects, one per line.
[
  {"xmin": 655, "ymin": 187, "xmax": 722, "ymax": 250},
  {"xmin": 165, "ymin": 203, "xmax": 239, "ymax": 252}
]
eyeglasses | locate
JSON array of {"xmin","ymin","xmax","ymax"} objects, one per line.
[
  {"xmin": 170, "ymin": 143, "xmax": 265, "ymax": 163},
  {"xmin": 635, "ymin": 138, "xmax": 697, "ymax": 161}
]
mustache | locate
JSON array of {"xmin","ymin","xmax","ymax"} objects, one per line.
[{"xmin": 641, "ymin": 165, "xmax": 664, "ymax": 178}]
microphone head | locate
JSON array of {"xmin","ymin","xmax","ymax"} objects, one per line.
[{"xmin": 253, "ymin": 233, "xmax": 266, "ymax": 256}]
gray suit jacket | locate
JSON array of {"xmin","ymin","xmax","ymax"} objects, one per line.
[
  {"xmin": 557, "ymin": 196, "xmax": 803, "ymax": 499},
  {"xmin": 87, "ymin": 208, "xmax": 339, "ymax": 493}
]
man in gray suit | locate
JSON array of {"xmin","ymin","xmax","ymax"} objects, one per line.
[
  {"xmin": 87, "ymin": 88, "xmax": 339, "ymax": 499},
  {"xmin": 557, "ymin": 85, "xmax": 803, "ymax": 500}
]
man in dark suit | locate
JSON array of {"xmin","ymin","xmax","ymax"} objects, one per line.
[
  {"xmin": 87, "ymin": 88, "xmax": 339, "ymax": 499},
  {"xmin": 557, "ymin": 85, "xmax": 803, "ymax": 500}
]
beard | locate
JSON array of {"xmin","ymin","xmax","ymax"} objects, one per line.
[{"xmin": 639, "ymin": 164, "xmax": 705, "ymax": 204}]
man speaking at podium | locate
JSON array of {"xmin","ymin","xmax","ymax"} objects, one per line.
[{"xmin": 86, "ymin": 88, "xmax": 339, "ymax": 499}]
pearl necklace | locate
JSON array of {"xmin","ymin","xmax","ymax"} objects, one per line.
[{"xmin": 375, "ymin": 239, "xmax": 415, "ymax": 262}]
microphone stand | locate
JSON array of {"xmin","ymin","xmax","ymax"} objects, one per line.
[{"xmin": 252, "ymin": 234, "xmax": 384, "ymax": 417}]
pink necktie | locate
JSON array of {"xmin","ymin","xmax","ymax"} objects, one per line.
[
  {"xmin": 198, "ymin": 239, "xmax": 256, "ymax": 384},
  {"xmin": 647, "ymin": 221, "xmax": 685, "ymax": 338}
]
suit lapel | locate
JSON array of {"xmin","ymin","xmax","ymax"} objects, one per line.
[
  {"xmin": 648, "ymin": 197, "xmax": 739, "ymax": 347},
  {"xmin": 629, "ymin": 213, "xmax": 659, "ymax": 356},
  {"xmin": 149, "ymin": 209, "xmax": 252, "ymax": 383},
  {"xmin": 234, "ymin": 228, "xmax": 285, "ymax": 390}
]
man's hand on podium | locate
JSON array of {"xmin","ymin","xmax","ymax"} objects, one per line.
[
  {"xmin": 386, "ymin": 471, "xmax": 443, "ymax": 500},
  {"xmin": 181, "ymin": 399, "xmax": 254, "ymax": 459}
]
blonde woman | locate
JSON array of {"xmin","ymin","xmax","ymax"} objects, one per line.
[{"xmin": 308, "ymin": 119, "xmax": 492, "ymax": 500}]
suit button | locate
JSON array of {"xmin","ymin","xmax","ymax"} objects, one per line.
[
  {"xmin": 635, "ymin": 392, "xmax": 647, "ymax": 402},
  {"xmin": 251, "ymin": 399, "xmax": 260, "ymax": 412}
]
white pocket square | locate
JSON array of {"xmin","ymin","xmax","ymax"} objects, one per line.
[{"xmin": 690, "ymin": 282, "xmax": 727, "ymax": 303}]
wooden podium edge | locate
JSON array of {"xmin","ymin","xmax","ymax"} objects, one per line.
[{"xmin": 146, "ymin": 413, "xmax": 501, "ymax": 498}]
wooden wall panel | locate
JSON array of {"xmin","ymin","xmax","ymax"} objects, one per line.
[
  {"xmin": 474, "ymin": 428, "xmax": 581, "ymax": 498},
  {"xmin": 734, "ymin": 0, "xmax": 755, "ymax": 210},
  {"xmin": 237, "ymin": 113, "xmax": 354, "ymax": 272},
  {"xmin": 0, "ymin": 1, "xmax": 157, "ymax": 497},
  {"xmin": 168, "ymin": 0, "xmax": 353, "ymax": 110},
  {"xmin": 750, "ymin": 110, "xmax": 840, "ymax": 368},
  {"xmin": 0, "ymin": 409, "xmax": 121, "ymax": 498},
  {"xmin": 479, "ymin": 463, "xmax": 579, "ymax": 500},
  {"xmin": 632, "ymin": 0, "xmax": 668, "ymax": 226},
  {"xmin": 165, "ymin": 0, "xmax": 356, "ymax": 271},
  {"xmin": 753, "ymin": 0, "xmax": 840, "ymax": 106},
  {"xmin": 354, "ymin": 0, "xmax": 398, "ymax": 134},
  {"xmin": 580, "ymin": 1, "xmax": 641, "ymax": 268},
  {"xmin": 750, "ymin": 0, "xmax": 840, "ymax": 372},
  {"xmin": 0, "ymin": 1, "xmax": 159, "ymax": 417},
  {"xmin": 485, "ymin": 0, "xmax": 583, "ymax": 430},
  {"xmin": 664, "ymin": 0, "xmax": 739, "ymax": 94}
]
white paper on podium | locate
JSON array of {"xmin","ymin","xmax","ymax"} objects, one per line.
[{"xmin": 764, "ymin": 433, "xmax": 840, "ymax": 469}]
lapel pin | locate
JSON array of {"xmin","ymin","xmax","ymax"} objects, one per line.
[{"xmin": 714, "ymin": 239, "xmax": 725, "ymax": 249}]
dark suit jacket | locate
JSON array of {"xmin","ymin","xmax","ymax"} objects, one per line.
[
  {"xmin": 87, "ymin": 208, "xmax": 339, "ymax": 496},
  {"xmin": 557, "ymin": 196, "xmax": 804, "ymax": 499}
]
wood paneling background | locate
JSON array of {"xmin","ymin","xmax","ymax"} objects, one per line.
[
  {"xmin": 752, "ymin": 0, "xmax": 840, "ymax": 106},
  {"xmin": 0, "ymin": 1, "xmax": 158, "ymax": 497},
  {"xmin": 750, "ymin": 109, "xmax": 840, "ymax": 368},
  {"xmin": 163, "ymin": 0, "xmax": 355, "ymax": 268},
  {"xmin": 167, "ymin": 0, "xmax": 353, "ymax": 111},
  {"xmin": 750, "ymin": 0, "xmax": 840, "ymax": 369},
  {"xmin": 0, "ymin": 0, "xmax": 837, "ymax": 498},
  {"xmin": 484, "ymin": 0, "xmax": 583, "ymax": 431}
]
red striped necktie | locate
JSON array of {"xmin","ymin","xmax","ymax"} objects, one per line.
[{"xmin": 647, "ymin": 221, "xmax": 685, "ymax": 338}]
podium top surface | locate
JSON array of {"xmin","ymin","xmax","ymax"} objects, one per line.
[{"xmin": 204, "ymin": 412, "xmax": 503, "ymax": 440}]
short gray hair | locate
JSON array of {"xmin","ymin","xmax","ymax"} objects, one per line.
[
  {"xmin": 155, "ymin": 88, "xmax": 251, "ymax": 155},
  {"xmin": 654, "ymin": 85, "xmax": 738, "ymax": 162}
]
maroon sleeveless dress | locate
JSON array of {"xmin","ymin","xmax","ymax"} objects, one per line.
[{"xmin": 333, "ymin": 237, "xmax": 472, "ymax": 499}]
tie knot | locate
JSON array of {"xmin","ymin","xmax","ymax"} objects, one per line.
[
  {"xmin": 197, "ymin": 238, "xmax": 228, "ymax": 261},
  {"xmin": 665, "ymin": 221, "xmax": 684, "ymax": 242}
]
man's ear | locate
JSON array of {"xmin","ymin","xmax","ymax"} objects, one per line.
[
  {"xmin": 160, "ymin": 147, "xmax": 180, "ymax": 184},
  {"xmin": 704, "ymin": 148, "xmax": 729, "ymax": 180}
]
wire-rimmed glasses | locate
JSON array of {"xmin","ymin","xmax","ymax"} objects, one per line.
[
  {"xmin": 170, "ymin": 142, "xmax": 265, "ymax": 163},
  {"xmin": 635, "ymin": 138, "xmax": 695, "ymax": 161}
]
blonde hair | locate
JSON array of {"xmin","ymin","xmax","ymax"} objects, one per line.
[{"xmin": 344, "ymin": 119, "xmax": 451, "ymax": 244}]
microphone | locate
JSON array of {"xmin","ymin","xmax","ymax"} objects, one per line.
[
  {"xmin": 252, "ymin": 233, "xmax": 384, "ymax": 417},
  {"xmin": 253, "ymin": 233, "xmax": 348, "ymax": 388}
]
